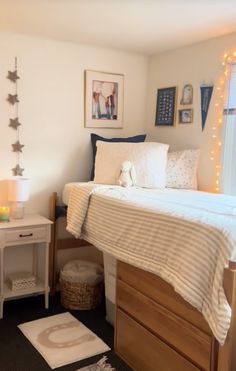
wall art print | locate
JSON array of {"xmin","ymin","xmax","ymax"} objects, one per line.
[
  {"xmin": 85, "ymin": 70, "xmax": 124, "ymax": 128},
  {"xmin": 178, "ymin": 108, "xmax": 193, "ymax": 124},
  {"xmin": 155, "ymin": 86, "xmax": 177, "ymax": 127},
  {"xmin": 180, "ymin": 84, "xmax": 193, "ymax": 105}
]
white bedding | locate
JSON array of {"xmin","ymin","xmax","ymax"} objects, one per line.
[
  {"xmin": 65, "ymin": 182, "xmax": 236, "ymax": 345},
  {"xmin": 63, "ymin": 182, "xmax": 89, "ymax": 205}
]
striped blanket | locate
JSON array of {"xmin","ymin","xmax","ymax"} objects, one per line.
[{"xmin": 66, "ymin": 183, "xmax": 236, "ymax": 345}]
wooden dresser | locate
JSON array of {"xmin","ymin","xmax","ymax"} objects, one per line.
[{"xmin": 115, "ymin": 261, "xmax": 218, "ymax": 371}]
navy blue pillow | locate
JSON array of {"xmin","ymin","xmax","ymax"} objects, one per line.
[{"xmin": 90, "ymin": 133, "xmax": 146, "ymax": 180}]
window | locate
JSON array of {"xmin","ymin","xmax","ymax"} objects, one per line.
[{"xmin": 221, "ymin": 64, "xmax": 236, "ymax": 195}]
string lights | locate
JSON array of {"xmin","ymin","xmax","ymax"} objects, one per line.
[{"xmin": 210, "ymin": 50, "xmax": 236, "ymax": 192}]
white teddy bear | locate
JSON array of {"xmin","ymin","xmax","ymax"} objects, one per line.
[{"xmin": 118, "ymin": 161, "xmax": 136, "ymax": 187}]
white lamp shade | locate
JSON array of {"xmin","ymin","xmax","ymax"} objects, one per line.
[{"xmin": 8, "ymin": 178, "xmax": 30, "ymax": 202}]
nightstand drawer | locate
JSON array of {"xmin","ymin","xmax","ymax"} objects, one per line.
[{"xmin": 5, "ymin": 227, "xmax": 47, "ymax": 245}]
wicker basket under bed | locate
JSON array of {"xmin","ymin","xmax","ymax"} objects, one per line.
[
  {"xmin": 60, "ymin": 279, "xmax": 103, "ymax": 310},
  {"xmin": 60, "ymin": 260, "xmax": 104, "ymax": 310}
]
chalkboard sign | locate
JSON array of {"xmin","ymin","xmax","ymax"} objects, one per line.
[{"xmin": 155, "ymin": 87, "xmax": 177, "ymax": 126}]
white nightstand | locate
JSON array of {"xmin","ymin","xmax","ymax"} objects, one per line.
[{"xmin": 0, "ymin": 214, "xmax": 53, "ymax": 318}]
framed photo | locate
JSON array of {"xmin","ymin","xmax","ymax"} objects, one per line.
[
  {"xmin": 85, "ymin": 70, "xmax": 124, "ymax": 128},
  {"xmin": 155, "ymin": 86, "xmax": 177, "ymax": 127},
  {"xmin": 180, "ymin": 84, "xmax": 193, "ymax": 105},
  {"xmin": 178, "ymin": 108, "xmax": 193, "ymax": 124}
]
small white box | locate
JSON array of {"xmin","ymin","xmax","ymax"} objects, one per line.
[{"xmin": 7, "ymin": 272, "xmax": 36, "ymax": 291}]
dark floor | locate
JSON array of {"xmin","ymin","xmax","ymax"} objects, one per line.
[{"xmin": 0, "ymin": 294, "xmax": 132, "ymax": 371}]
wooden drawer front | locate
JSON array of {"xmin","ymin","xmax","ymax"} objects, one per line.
[
  {"xmin": 117, "ymin": 280, "xmax": 212, "ymax": 370},
  {"xmin": 6, "ymin": 227, "xmax": 46, "ymax": 245},
  {"xmin": 117, "ymin": 260, "xmax": 210, "ymax": 334},
  {"xmin": 116, "ymin": 309, "xmax": 200, "ymax": 371}
]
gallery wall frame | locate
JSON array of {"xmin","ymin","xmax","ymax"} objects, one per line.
[
  {"xmin": 155, "ymin": 86, "xmax": 177, "ymax": 127},
  {"xmin": 178, "ymin": 108, "xmax": 193, "ymax": 124},
  {"xmin": 85, "ymin": 70, "xmax": 124, "ymax": 128},
  {"xmin": 180, "ymin": 84, "xmax": 193, "ymax": 105}
]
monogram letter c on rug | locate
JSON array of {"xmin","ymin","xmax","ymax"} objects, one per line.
[{"xmin": 18, "ymin": 312, "xmax": 110, "ymax": 369}]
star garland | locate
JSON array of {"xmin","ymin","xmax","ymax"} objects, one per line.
[{"xmin": 7, "ymin": 57, "xmax": 25, "ymax": 176}]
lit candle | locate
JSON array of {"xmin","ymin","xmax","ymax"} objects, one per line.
[{"xmin": 0, "ymin": 207, "xmax": 10, "ymax": 222}]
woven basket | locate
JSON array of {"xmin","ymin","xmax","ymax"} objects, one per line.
[{"xmin": 60, "ymin": 278, "xmax": 103, "ymax": 310}]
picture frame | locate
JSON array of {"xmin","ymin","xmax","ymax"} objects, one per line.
[
  {"xmin": 155, "ymin": 86, "xmax": 177, "ymax": 127},
  {"xmin": 178, "ymin": 108, "xmax": 193, "ymax": 124},
  {"xmin": 85, "ymin": 70, "xmax": 124, "ymax": 128},
  {"xmin": 180, "ymin": 84, "xmax": 193, "ymax": 105}
]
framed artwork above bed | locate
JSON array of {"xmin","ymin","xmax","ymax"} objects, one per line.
[
  {"xmin": 155, "ymin": 86, "xmax": 177, "ymax": 127},
  {"xmin": 85, "ymin": 70, "xmax": 124, "ymax": 128}
]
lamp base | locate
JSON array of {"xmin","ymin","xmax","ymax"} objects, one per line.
[{"xmin": 11, "ymin": 202, "xmax": 25, "ymax": 219}]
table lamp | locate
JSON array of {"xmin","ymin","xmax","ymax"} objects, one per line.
[{"xmin": 8, "ymin": 178, "xmax": 30, "ymax": 219}]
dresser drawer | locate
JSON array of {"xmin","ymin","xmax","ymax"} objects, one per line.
[
  {"xmin": 117, "ymin": 261, "xmax": 210, "ymax": 334},
  {"xmin": 117, "ymin": 280, "xmax": 212, "ymax": 370},
  {"xmin": 5, "ymin": 226, "xmax": 47, "ymax": 245},
  {"xmin": 116, "ymin": 309, "xmax": 200, "ymax": 371}
]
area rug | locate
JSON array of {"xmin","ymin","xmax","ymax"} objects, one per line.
[
  {"xmin": 18, "ymin": 312, "xmax": 110, "ymax": 369},
  {"xmin": 76, "ymin": 356, "xmax": 116, "ymax": 370}
]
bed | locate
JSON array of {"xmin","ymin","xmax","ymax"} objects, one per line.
[{"xmin": 49, "ymin": 182, "xmax": 236, "ymax": 371}]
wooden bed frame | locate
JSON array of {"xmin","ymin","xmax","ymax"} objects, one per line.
[{"xmin": 49, "ymin": 192, "xmax": 236, "ymax": 370}]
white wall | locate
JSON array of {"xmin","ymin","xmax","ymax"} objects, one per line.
[
  {"xmin": 146, "ymin": 32, "xmax": 236, "ymax": 192},
  {"xmin": 1, "ymin": 32, "xmax": 235, "ymax": 206},
  {"xmin": 1, "ymin": 30, "xmax": 235, "ymax": 277},
  {"xmin": 0, "ymin": 32, "xmax": 148, "ymax": 215}
]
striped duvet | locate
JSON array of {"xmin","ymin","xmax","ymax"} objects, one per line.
[{"xmin": 66, "ymin": 183, "xmax": 236, "ymax": 345}]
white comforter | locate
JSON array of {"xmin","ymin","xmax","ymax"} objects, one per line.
[{"xmin": 66, "ymin": 183, "xmax": 236, "ymax": 345}]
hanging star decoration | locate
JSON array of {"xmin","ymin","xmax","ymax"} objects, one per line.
[
  {"xmin": 12, "ymin": 164, "xmax": 24, "ymax": 176},
  {"xmin": 7, "ymin": 94, "xmax": 19, "ymax": 105},
  {"xmin": 12, "ymin": 140, "xmax": 24, "ymax": 153},
  {"xmin": 9, "ymin": 117, "xmax": 21, "ymax": 130},
  {"xmin": 7, "ymin": 70, "xmax": 20, "ymax": 83},
  {"xmin": 7, "ymin": 57, "xmax": 25, "ymax": 176}
]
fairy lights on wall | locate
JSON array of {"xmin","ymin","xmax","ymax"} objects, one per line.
[{"xmin": 210, "ymin": 50, "xmax": 236, "ymax": 192}]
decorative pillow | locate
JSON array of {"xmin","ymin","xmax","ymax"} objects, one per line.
[
  {"xmin": 90, "ymin": 133, "xmax": 146, "ymax": 180},
  {"xmin": 94, "ymin": 141, "xmax": 169, "ymax": 188},
  {"xmin": 166, "ymin": 149, "xmax": 200, "ymax": 189}
]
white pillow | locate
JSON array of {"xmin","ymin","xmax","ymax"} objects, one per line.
[
  {"xmin": 166, "ymin": 149, "xmax": 200, "ymax": 189},
  {"xmin": 94, "ymin": 141, "xmax": 169, "ymax": 188}
]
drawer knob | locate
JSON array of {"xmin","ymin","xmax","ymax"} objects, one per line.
[{"xmin": 19, "ymin": 233, "xmax": 33, "ymax": 238}]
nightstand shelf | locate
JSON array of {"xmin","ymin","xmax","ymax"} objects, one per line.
[
  {"xmin": 0, "ymin": 214, "xmax": 53, "ymax": 318},
  {"xmin": 3, "ymin": 280, "xmax": 45, "ymax": 299}
]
